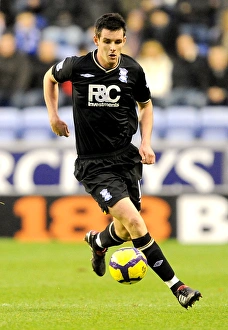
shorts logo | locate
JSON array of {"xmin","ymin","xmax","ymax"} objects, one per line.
[
  {"xmin": 100, "ymin": 189, "xmax": 112, "ymax": 202},
  {"xmin": 119, "ymin": 68, "xmax": 128, "ymax": 83}
]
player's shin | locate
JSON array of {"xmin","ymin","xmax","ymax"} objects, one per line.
[{"xmin": 132, "ymin": 233, "xmax": 183, "ymax": 287}]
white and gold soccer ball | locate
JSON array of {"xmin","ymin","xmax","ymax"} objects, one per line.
[{"xmin": 109, "ymin": 247, "xmax": 148, "ymax": 285}]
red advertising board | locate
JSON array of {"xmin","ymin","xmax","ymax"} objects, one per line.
[{"xmin": 0, "ymin": 195, "xmax": 177, "ymax": 242}]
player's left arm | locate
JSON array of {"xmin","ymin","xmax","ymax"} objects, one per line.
[{"xmin": 137, "ymin": 99, "xmax": 155, "ymax": 165}]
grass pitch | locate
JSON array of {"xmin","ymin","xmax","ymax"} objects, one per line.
[{"xmin": 0, "ymin": 239, "xmax": 227, "ymax": 330}]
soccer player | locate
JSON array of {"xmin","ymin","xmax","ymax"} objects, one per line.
[{"xmin": 43, "ymin": 13, "xmax": 202, "ymax": 309}]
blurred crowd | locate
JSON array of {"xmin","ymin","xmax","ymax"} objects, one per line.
[{"xmin": 1, "ymin": 0, "xmax": 228, "ymax": 109}]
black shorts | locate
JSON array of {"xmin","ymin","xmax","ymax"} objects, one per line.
[{"xmin": 74, "ymin": 144, "xmax": 142, "ymax": 214}]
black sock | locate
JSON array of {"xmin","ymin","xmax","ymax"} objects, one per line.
[
  {"xmin": 170, "ymin": 281, "xmax": 185, "ymax": 294},
  {"xmin": 132, "ymin": 233, "xmax": 175, "ymax": 282},
  {"xmin": 94, "ymin": 222, "xmax": 125, "ymax": 250}
]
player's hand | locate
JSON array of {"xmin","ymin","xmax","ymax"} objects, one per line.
[
  {"xmin": 51, "ymin": 118, "xmax": 70, "ymax": 137},
  {"xmin": 139, "ymin": 144, "xmax": 156, "ymax": 165}
]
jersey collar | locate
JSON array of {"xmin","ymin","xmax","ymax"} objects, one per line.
[{"xmin": 92, "ymin": 50, "xmax": 121, "ymax": 73}]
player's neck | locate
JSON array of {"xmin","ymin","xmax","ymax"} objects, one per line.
[{"xmin": 95, "ymin": 50, "xmax": 120, "ymax": 70}]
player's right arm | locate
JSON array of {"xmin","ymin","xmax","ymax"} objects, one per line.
[{"xmin": 43, "ymin": 66, "xmax": 70, "ymax": 137}]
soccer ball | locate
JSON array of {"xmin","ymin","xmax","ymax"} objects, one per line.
[{"xmin": 109, "ymin": 247, "xmax": 148, "ymax": 285}]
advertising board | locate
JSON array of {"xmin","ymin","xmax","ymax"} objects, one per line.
[
  {"xmin": 1, "ymin": 141, "xmax": 228, "ymax": 243},
  {"xmin": 1, "ymin": 141, "xmax": 227, "ymax": 195}
]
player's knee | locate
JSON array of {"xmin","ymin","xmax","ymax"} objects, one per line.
[{"xmin": 126, "ymin": 215, "xmax": 147, "ymax": 237}]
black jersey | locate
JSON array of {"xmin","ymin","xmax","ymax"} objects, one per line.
[{"xmin": 52, "ymin": 50, "xmax": 151, "ymax": 156}]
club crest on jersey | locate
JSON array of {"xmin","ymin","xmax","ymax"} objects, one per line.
[{"xmin": 119, "ymin": 68, "xmax": 128, "ymax": 83}]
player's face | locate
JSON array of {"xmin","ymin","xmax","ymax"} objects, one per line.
[{"xmin": 94, "ymin": 29, "xmax": 126, "ymax": 69}]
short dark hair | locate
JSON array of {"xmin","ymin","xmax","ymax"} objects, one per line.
[{"xmin": 94, "ymin": 13, "xmax": 126, "ymax": 38}]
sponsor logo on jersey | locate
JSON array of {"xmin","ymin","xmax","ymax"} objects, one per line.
[
  {"xmin": 88, "ymin": 84, "xmax": 120, "ymax": 107},
  {"xmin": 119, "ymin": 68, "xmax": 128, "ymax": 83}
]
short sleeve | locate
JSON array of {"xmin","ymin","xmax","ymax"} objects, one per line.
[
  {"xmin": 133, "ymin": 66, "xmax": 151, "ymax": 103},
  {"xmin": 52, "ymin": 57, "xmax": 76, "ymax": 83}
]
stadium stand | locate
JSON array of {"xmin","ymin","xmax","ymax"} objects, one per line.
[
  {"xmin": 19, "ymin": 106, "xmax": 56, "ymax": 141},
  {"xmin": 0, "ymin": 107, "xmax": 21, "ymax": 141},
  {"xmin": 1, "ymin": 105, "xmax": 225, "ymax": 142},
  {"xmin": 163, "ymin": 106, "xmax": 199, "ymax": 141},
  {"xmin": 198, "ymin": 106, "xmax": 228, "ymax": 140},
  {"xmin": 1, "ymin": 2, "xmax": 228, "ymax": 143}
]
